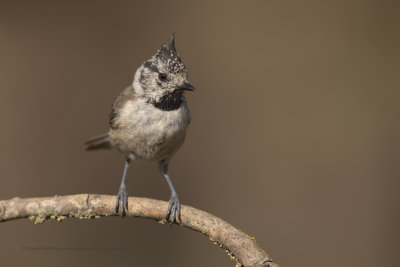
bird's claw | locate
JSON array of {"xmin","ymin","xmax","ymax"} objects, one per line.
[
  {"xmin": 165, "ymin": 193, "xmax": 181, "ymax": 225},
  {"xmin": 115, "ymin": 186, "xmax": 128, "ymax": 217}
]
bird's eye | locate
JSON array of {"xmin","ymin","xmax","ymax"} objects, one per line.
[{"xmin": 158, "ymin": 73, "xmax": 167, "ymax": 81}]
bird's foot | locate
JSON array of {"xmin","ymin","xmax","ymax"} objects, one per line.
[
  {"xmin": 165, "ymin": 193, "xmax": 181, "ymax": 225},
  {"xmin": 115, "ymin": 186, "xmax": 128, "ymax": 217}
]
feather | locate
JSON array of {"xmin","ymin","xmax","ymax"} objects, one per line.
[{"xmin": 85, "ymin": 134, "xmax": 111, "ymax": 151}]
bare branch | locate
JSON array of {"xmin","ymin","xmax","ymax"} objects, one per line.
[{"xmin": 0, "ymin": 194, "xmax": 278, "ymax": 267}]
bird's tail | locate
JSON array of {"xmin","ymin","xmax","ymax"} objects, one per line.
[{"xmin": 84, "ymin": 133, "xmax": 112, "ymax": 151}]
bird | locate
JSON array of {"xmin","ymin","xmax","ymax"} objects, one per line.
[{"xmin": 84, "ymin": 34, "xmax": 195, "ymax": 224}]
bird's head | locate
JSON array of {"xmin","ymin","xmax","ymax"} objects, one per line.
[{"xmin": 133, "ymin": 34, "xmax": 195, "ymax": 105}]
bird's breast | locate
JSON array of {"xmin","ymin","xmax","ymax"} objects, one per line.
[{"xmin": 109, "ymin": 99, "xmax": 190, "ymax": 161}]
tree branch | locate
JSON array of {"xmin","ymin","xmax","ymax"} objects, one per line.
[{"xmin": 0, "ymin": 194, "xmax": 278, "ymax": 267}]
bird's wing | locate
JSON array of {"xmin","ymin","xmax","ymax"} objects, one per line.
[{"xmin": 109, "ymin": 85, "xmax": 137, "ymax": 129}]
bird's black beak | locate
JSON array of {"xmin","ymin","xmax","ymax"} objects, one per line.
[{"xmin": 178, "ymin": 82, "xmax": 196, "ymax": 91}]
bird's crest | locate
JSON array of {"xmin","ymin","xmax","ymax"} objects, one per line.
[{"xmin": 155, "ymin": 33, "xmax": 186, "ymax": 74}]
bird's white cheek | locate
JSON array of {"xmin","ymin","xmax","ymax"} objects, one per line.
[{"xmin": 132, "ymin": 67, "xmax": 145, "ymax": 94}]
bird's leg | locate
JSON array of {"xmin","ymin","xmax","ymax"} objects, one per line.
[
  {"xmin": 115, "ymin": 157, "xmax": 131, "ymax": 216},
  {"xmin": 159, "ymin": 161, "xmax": 181, "ymax": 224}
]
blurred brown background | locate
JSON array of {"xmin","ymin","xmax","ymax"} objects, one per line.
[{"xmin": 0, "ymin": 0, "xmax": 399, "ymax": 266}]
